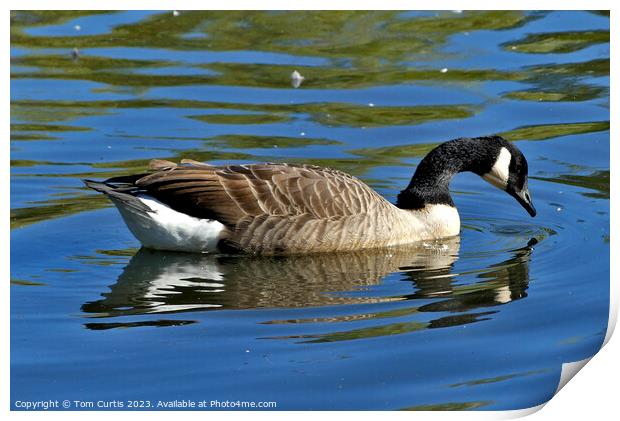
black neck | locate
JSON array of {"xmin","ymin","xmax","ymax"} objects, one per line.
[{"xmin": 396, "ymin": 137, "xmax": 499, "ymax": 210}]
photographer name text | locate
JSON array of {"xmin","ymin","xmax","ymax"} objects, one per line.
[{"xmin": 14, "ymin": 399, "xmax": 277, "ymax": 410}]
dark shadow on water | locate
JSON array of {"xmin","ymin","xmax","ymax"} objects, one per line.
[
  {"xmin": 81, "ymin": 237, "xmax": 537, "ymax": 336},
  {"xmin": 270, "ymin": 238, "xmax": 537, "ymax": 343},
  {"xmin": 404, "ymin": 238, "xmax": 536, "ymax": 313},
  {"xmin": 82, "ymin": 239, "xmax": 461, "ymax": 319}
]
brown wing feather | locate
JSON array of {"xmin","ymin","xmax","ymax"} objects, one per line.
[{"xmin": 133, "ymin": 161, "xmax": 388, "ymax": 228}]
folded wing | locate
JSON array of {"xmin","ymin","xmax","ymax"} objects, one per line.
[{"xmin": 131, "ymin": 161, "xmax": 388, "ymax": 228}]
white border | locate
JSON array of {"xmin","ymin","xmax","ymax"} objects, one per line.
[{"xmin": 4, "ymin": 2, "xmax": 616, "ymax": 420}]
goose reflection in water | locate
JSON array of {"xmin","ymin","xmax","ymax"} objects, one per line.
[{"xmin": 82, "ymin": 237, "xmax": 537, "ymax": 337}]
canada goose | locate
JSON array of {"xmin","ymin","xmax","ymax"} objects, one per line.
[{"xmin": 84, "ymin": 135, "xmax": 535, "ymax": 254}]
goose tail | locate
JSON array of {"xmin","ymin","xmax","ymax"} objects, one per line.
[{"xmin": 83, "ymin": 179, "xmax": 153, "ymax": 215}]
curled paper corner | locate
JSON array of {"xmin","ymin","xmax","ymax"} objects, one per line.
[
  {"xmin": 493, "ymin": 357, "xmax": 595, "ymax": 419},
  {"xmin": 555, "ymin": 357, "xmax": 592, "ymax": 394},
  {"xmin": 603, "ymin": 291, "xmax": 617, "ymax": 347},
  {"xmin": 437, "ymin": 403, "xmax": 546, "ymax": 419},
  {"xmin": 496, "ymin": 403, "xmax": 546, "ymax": 419}
]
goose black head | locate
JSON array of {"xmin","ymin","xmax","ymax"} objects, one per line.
[
  {"xmin": 477, "ymin": 137, "xmax": 536, "ymax": 217},
  {"xmin": 398, "ymin": 135, "xmax": 536, "ymax": 217}
]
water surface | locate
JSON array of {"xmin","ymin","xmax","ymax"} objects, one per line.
[{"xmin": 10, "ymin": 10, "xmax": 609, "ymax": 410}]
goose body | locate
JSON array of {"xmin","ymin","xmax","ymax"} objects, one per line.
[{"xmin": 85, "ymin": 136, "xmax": 535, "ymax": 255}]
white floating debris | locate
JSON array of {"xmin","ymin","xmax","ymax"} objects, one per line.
[
  {"xmin": 300, "ymin": 132, "xmax": 306, "ymax": 136},
  {"xmin": 290, "ymin": 70, "xmax": 305, "ymax": 88},
  {"xmin": 511, "ymin": 46, "xmax": 517, "ymax": 50},
  {"xmin": 245, "ymin": 349, "xmax": 250, "ymax": 353},
  {"xmin": 172, "ymin": 10, "xmax": 180, "ymax": 17},
  {"xmin": 556, "ymin": 207, "xmax": 563, "ymax": 212},
  {"xmin": 74, "ymin": 25, "xmax": 81, "ymax": 31},
  {"xmin": 440, "ymin": 68, "xmax": 448, "ymax": 73},
  {"xmin": 452, "ymin": 10, "xmax": 463, "ymax": 14},
  {"xmin": 368, "ymin": 102, "xmax": 375, "ymax": 107}
]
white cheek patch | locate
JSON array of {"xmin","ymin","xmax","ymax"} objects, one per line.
[{"xmin": 482, "ymin": 147, "xmax": 511, "ymax": 190}]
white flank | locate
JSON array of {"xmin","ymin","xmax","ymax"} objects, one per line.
[
  {"xmin": 482, "ymin": 146, "xmax": 511, "ymax": 190},
  {"xmin": 110, "ymin": 195, "xmax": 225, "ymax": 253}
]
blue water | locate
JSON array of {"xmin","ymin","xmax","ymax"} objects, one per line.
[{"xmin": 10, "ymin": 10, "xmax": 609, "ymax": 410}]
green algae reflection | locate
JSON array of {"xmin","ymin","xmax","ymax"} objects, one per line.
[
  {"xmin": 502, "ymin": 30, "xmax": 609, "ymax": 54},
  {"xmin": 11, "ymin": 11, "xmax": 534, "ymax": 59}
]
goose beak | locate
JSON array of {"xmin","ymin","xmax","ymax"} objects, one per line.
[{"xmin": 512, "ymin": 187, "xmax": 536, "ymax": 217}]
